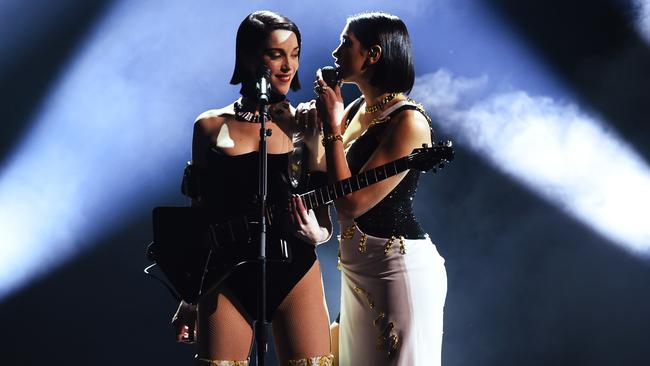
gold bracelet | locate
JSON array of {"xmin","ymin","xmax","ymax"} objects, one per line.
[{"xmin": 322, "ymin": 133, "xmax": 343, "ymax": 146}]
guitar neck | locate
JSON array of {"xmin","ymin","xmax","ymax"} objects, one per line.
[
  {"xmin": 209, "ymin": 144, "xmax": 452, "ymax": 243},
  {"xmin": 299, "ymin": 156, "xmax": 410, "ymax": 210}
]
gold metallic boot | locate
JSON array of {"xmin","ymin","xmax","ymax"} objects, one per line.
[
  {"xmin": 287, "ymin": 354, "xmax": 334, "ymax": 366},
  {"xmin": 195, "ymin": 356, "xmax": 249, "ymax": 366}
]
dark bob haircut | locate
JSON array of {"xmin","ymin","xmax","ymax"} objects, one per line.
[
  {"xmin": 346, "ymin": 12, "xmax": 415, "ymax": 94},
  {"xmin": 230, "ymin": 11, "xmax": 301, "ymax": 91}
]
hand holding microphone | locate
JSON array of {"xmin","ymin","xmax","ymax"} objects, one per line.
[
  {"xmin": 296, "ymin": 66, "xmax": 340, "ymax": 134},
  {"xmin": 314, "ymin": 66, "xmax": 345, "ymax": 132},
  {"xmin": 321, "ymin": 65, "xmax": 342, "ymax": 89}
]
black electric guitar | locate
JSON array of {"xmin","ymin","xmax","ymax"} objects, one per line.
[{"xmin": 148, "ymin": 142, "xmax": 454, "ymax": 304}]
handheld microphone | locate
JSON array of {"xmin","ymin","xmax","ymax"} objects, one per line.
[
  {"xmin": 320, "ymin": 66, "xmax": 340, "ymax": 88},
  {"xmin": 256, "ymin": 66, "xmax": 271, "ymax": 103}
]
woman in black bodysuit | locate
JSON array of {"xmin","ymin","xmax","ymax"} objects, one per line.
[{"xmin": 173, "ymin": 11, "xmax": 333, "ymax": 366}]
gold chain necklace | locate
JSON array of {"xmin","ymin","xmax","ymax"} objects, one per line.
[
  {"xmin": 366, "ymin": 98, "xmax": 431, "ymax": 129},
  {"xmin": 365, "ymin": 93, "xmax": 400, "ymax": 114}
]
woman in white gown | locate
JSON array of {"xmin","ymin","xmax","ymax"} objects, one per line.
[{"xmin": 314, "ymin": 12, "xmax": 448, "ymax": 366}]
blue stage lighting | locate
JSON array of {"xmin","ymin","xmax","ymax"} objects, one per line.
[
  {"xmin": 634, "ymin": 0, "xmax": 650, "ymax": 43},
  {"xmin": 413, "ymin": 69, "xmax": 650, "ymax": 257}
]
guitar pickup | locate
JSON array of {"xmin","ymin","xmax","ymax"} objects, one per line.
[{"xmin": 280, "ymin": 239, "xmax": 289, "ymax": 261}]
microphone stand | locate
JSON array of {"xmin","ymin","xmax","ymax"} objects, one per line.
[{"xmin": 255, "ymin": 71, "xmax": 271, "ymax": 366}]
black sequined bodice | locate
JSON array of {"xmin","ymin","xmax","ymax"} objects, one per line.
[{"xmin": 346, "ymin": 123, "xmax": 426, "ymax": 239}]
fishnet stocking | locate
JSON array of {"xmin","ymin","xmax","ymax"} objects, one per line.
[
  {"xmin": 272, "ymin": 261, "xmax": 331, "ymax": 364},
  {"xmin": 196, "ymin": 262, "xmax": 331, "ymax": 364},
  {"xmin": 197, "ymin": 291, "xmax": 253, "ymax": 361}
]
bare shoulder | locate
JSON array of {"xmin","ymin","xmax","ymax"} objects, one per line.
[
  {"xmin": 389, "ymin": 108, "xmax": 431, "ymax": 140},
  {"xmin": 194, "ymin": 103, "xmax": 236, "ymax": 134}
]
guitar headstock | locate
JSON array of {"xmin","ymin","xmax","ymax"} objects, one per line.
[{"xmin": 407, "ymin": 141, "xmax": 455, "ymax": 173}]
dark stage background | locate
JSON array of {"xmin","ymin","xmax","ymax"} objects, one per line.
[{"xmin": 1, "ymin": 0, "xmax": 649, "ymax": 365}]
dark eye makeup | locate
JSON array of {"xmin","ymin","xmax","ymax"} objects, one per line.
[{"xmin": 266, "ymin": 47, "xmax": 300, "ymax": 59}]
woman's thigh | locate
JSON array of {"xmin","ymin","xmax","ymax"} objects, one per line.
[
  {"xmin": 197, "ymin": 291, "xmax": 254, "ymax": 361},
  {"xmin": 272, "ymin": 260, "xmax": 331, "ymax": 363}
]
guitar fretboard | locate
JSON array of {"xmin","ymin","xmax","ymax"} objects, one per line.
[
  {"xmin": 209, "ymin": 144, "xmax": 453, "ymax": 246},
  {"xmin": 298, "ymin": 156, "xmax": 410, "ymax": 210}
]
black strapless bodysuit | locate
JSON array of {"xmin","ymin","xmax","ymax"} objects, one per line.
[{"xmin": 196, "ymin": 149, "xmax": 317, "ymax": 320}]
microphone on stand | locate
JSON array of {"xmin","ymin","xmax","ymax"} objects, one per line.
[
  {"xmin": 254, "ymin": 64, "xmax": 272, "ymax": 366},
  {"xmin": 320, "ymin": 66, "xmax": 341, "ymax": 88},
  {"xmin": 256, "ymin": 66, "xmax": 272, "ymax": 104}
]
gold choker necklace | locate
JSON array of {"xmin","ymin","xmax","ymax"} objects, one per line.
[{"xmin": 365, "ymin": 93, "xmax": 400, "ymax": 114}]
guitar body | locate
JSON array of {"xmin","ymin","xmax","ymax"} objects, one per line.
[
  {"xmin": 148, "ymin": 143, "xmax": 454, "ymax": 304},
  {"xmin": 150, "ymin": 206, "xmax": 291, "ymax": 304},
  {"xmin": 150, "ymin": 207, "xmax": 210, "ymax": 303}
]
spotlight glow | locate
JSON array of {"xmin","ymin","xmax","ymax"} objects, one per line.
[
  {"xmin": 412, "ymin": 69, "xmax": 650, "ymax": 257},
  {"xmin": 0, "ymin": 0, "xmax": 239, "ymax": 300},
  {"xmin": 634, "ymin": 0, "xmax": 650, "ymax": 43},
  {"xmin": 0, "ymin": 0, "xmax": 479, "ymax": 303}
]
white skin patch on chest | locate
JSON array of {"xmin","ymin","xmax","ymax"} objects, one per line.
[{"xmin": 215, "ymin": 124, "xmax": 235, "ymax": 148}]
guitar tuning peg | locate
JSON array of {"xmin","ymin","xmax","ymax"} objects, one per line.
[
  {"xmin": 422, "ymin": 143, "xmax": 429, "ymax": 148},
  {"xmin": 445, "ymin": 140, "xmax": 453, "ymax": 147}
]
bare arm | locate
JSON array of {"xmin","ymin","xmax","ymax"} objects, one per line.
[
  {"xmin": 172, "ymin": 115, "xmax": 224, "ymax": 343},
  {"xmin": 296, "ymin": 100, "xmax": 328, "ymax": 172},
  {"xmin": 316, "ymin": 82, "xmax": 431, "ymax": 219},
  {"xmin": 336, "ymin": 111, "xmax": 431, "ymax": 218},
  {"xmin": 192, "ymin": 115, "xmax": 225, "ymax": 166}
]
